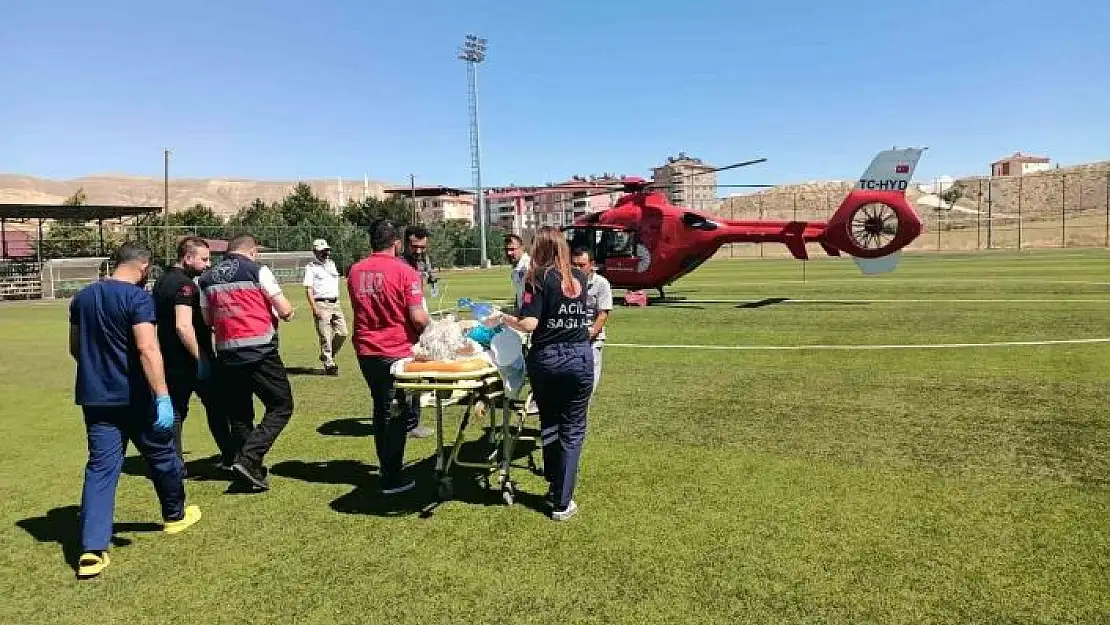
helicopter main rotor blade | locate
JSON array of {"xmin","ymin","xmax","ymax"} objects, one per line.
[
  {"xmin": 646, "ymin": 157, "xmax": 769, "ymax": 191},
  {"xmin": 705, "ymin": 157, "xmax": 769, "ymax": 175}
]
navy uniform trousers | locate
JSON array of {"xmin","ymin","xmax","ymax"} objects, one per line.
[
  {"xmin": 80, "ymin": 405, "xmax": 185, "ymax": 552},
  {"xmin": 526, "ymin": 341, "xmax": 595, "ymax": 510},
  {"xmin": 357, "ymin": 356, "xmax": 409, "ymax": 482},
  {"xmin": 167, "ymin": 361, "xmax": 234, "ymax": 467}
]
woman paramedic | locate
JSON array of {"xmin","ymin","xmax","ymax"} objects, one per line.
[{"xmin": 501, "ymin": 226, "xmax": 594, "ymax": 521}]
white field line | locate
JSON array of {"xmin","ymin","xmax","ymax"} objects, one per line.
[
  {"xmin": 606, "ymin": 338, "xmax": 1110, "ymax": 351},
  {"xmin": 675, "ymin": 278, "xmax": 1110, "ymax": 287},
  {"xmin": 672, "ymin": 298, "xmax": 1110, "ymax": 304}
]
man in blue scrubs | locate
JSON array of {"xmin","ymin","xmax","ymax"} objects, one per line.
[{"xmin": 68, "ymin": 241, "xmax": 202, "ymax": 578}]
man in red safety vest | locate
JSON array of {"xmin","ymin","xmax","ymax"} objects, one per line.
[{"xmin": 198, "ymin": 234, "xmax": 296, "ymax": 491}]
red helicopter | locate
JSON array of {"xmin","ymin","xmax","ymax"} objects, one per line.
[{"xmin": 560, "ymin": 147, "xmax": 927, "ymax": 299}]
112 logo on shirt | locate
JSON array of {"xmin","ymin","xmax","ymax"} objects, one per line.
[{"xmin": 356, "ymin": 271, "xmax": 386, "ymax": 298}]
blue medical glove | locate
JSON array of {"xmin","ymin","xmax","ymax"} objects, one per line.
[
  {"xmin": 154, "ymin": 395, "xmax": 174, "ymax": 432},
  {"xmin": 197, "ymin": 356, "xmax": 211, "ymax": 381}
]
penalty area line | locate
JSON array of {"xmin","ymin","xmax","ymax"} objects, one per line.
[{"xmin": 606, "ymin": 338, "xmax": 1110, "ymax": 351}]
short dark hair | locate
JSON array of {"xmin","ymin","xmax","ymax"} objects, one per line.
[
  {"xmin": 405, "ymin": 225, "xmax": 429, "ymax": 240},
  {"xmin": 370, "ymin": 219, "xmax": 400, "ymax": 252},
  {"xmin": 228, "ymin": 234, "xmax": 258, "ymax": 252},
  {"xmin": 177, "ymin": 236, "xmax": 209, "ymax": 260},
  {"xmin": 504, "ymin": 234, "xmax": 523, "ymax": 246},
  {"xmin": 572, "ymin": 247, "xmax": 591, "ymax": 259},
  {"xmin": 113, "ymin": 241, "xmax": 152, "ymax": 267}
]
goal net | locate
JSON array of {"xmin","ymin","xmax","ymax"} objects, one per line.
[
  {"xmin": 256, "ymin": 251, "xmax": 315, "ymax": 284},
  {"xmin": 41, "ymin": 257, "xmax": 110, "ymax": 299}
]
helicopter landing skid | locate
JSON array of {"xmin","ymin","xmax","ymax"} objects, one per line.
[{"xmin": 619, "ymin": 289, "xmax": 689, "ymax": 306}]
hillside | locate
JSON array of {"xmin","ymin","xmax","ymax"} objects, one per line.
[
  {"xmin": 0, "ymin": 174, "xmax": 394, "ymax": 218},
  {"xmin": 719, "ymin": 161, "xmax": 1110, "ymax": 224}
]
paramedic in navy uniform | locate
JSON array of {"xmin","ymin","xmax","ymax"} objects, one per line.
[{"xmin": 501, "ymin": 226, "xmax": 594, "ymax": 521}]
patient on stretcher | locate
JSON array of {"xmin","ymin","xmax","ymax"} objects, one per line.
[{"xmin": 404, "ymin": 315, "xmax": 494, "ymax": 373}]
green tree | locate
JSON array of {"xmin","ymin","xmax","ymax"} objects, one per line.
[
  {"xmin": 63, "ymin": 187, "xmax": 88, "ymax": 206},
  {"xmin": 341, "ymin": 195, "xmax": 416, "ymax": 229},
  {"xmin": 226, "ymin": 198, "xmax": 288, "ymax": 250},
  {"xmin": 132, "ymin": 204, "xmax": 228, "ymax": 265},
  {"xmin": 173, "ymin": 204, "xmax": 225, "ymax": 238},
  {"xmin": 224, "ymin": 186, "xmax": 371, "ymax": 272},
  {"xmin": 41, "ymin": 187, "xmax": 109, "ymax": 257},
  {"xmin": 940, "ymin": 184, "xmax": 965, "ymax": 206}
]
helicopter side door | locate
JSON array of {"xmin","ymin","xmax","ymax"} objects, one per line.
[
  {"xmin": 598, "ymin": 228, "xmax": 640, "ymax": 275},
  {"xmin": 564, "ymin": 227, "xmax": 600, "ymax": 261}
]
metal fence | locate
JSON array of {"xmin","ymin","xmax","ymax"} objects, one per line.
[
  {"xmin": 24, "ymin": 222, "xmax": 502, "ymax": 271},
  {"xmin": 716, "ymin": 169, "xmax": 1110, "ymax": 257}
]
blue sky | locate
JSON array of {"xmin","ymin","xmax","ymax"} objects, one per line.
[{"xmin": 2, "ymin": 0, "xmax": 1107, "ymax": 189}]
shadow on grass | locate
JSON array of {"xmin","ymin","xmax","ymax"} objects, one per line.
[
  {"xmin": 120, "ymin": 454, "xmax": 266, "ymax": 496},
  {"xmin": 271, "ymin": 426, "xmax": 548, "ymax": 519},
  {"xmin": 317, "ymin": 416, "xmax": 374, "ymax": 437},
  {"xmin": 285, "ymin": 366, "xmax": 332, "ymax": 376},
  {"xmin": 15, "ymin": 505, "xmax": 161, "ymax": 572},
  {"xmin": 121, "ymin": 453, "xmax": 233, "ymax": 483}
]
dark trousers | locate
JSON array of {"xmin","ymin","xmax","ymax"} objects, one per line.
[
  {"xmin": 167, "ymin": 361, "xmax": 233, "ymax": 466},
  {"xmin": 217, "ymin": 351, "xmax": 295, "ymax": 470},
  {"xmin": 526, "ymin": 341, "xmax": 594, "ymax": 510},
  {"xmin": 80, "ymin": 405, "xmax": 186, "ymax": 552},
  {"xmin": 357, "ymin": 356, "xmax": 408, "ymax": 480}
]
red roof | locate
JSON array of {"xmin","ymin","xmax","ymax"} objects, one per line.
[
  {"xmin": 992, "ymin": 151, "xmax": 1050, "ymax": 165},
  {"xmin": 1, "ymin": 229, "xmax": 34, "ymax": 258}
]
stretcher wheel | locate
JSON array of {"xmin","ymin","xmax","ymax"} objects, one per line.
[{"xmin": 438, "ymin": 477, "xmax": 453, "ymax": 500}]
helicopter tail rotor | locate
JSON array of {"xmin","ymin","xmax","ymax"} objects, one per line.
[{"xmin": 820, "ymin": 148, "xmax": 927, "ymax": 271}]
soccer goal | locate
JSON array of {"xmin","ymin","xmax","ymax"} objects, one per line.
[
  {"xmin": 41, "ymin": 257, "xmax": 110, "ymax": 299},
  {"xmin": 256, "ymin": 251, "xmax": 315, "ymax": 284}
]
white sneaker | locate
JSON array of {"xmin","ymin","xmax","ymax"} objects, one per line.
[{"xmin": 552, "ymin": 500, "xmax": 578, "ymax": 521}]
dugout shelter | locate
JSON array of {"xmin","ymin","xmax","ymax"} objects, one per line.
[{"xmin": 0, "ymin": 203, "xmax": 162, "ymax": 300}]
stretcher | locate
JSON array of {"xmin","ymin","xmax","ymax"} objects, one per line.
[{"xmin": 392, "ymin": 351, "xmax": 537, "ymax": 504}]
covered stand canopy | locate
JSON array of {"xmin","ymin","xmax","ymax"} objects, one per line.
[{"xmin": 0, "ymin": 203, "xmax": 162, "ymax": 260}]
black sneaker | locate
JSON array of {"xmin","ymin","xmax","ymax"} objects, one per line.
[
  {"xmin": 380, "ymin": 475, "xmax": 416, "ymax": 495},
  {"xmin": 232, "ymin": 461, "xmax": 270, "ymax": 491},
  {"xmin": 325, "ymin": 364, "xmax": 339, "ymax": 376}
]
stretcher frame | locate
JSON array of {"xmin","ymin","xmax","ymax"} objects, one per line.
[{"xmin": 393, "ymin": 362, "xmax": 537, "ymax": 504}]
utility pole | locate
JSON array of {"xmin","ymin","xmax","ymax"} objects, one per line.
[
  {"xmin": 459, "ymin": 34, "xmax": 489, "ymax": 267},
  {"xmin": 410, "ymin": 173, "xmax": 418, "ymax": 224},
  {"xmin": 163, "ymin": 148, "xmax": 171, "ymax": 264}
]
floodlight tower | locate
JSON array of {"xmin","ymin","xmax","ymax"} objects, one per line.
[{"xmin": 458, "ymin": 34, "xmax": 489, "ymax": 267}]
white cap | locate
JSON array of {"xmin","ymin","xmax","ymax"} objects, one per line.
[{"xmin": 312, "ymin": 239, "xmax": 330, "ymax": 251}]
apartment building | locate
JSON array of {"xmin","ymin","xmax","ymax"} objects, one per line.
[{"xmin": 651, "ymin": 152, "xmax": 718, "ymax": 213}]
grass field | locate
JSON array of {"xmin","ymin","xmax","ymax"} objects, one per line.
[{"xmin": 2, "ymin": 248, "xmax": 1109, "ymax": 624}]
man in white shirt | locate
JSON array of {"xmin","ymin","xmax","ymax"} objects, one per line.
[
  {"xmin": 572, "ymin": 247, "xmax": 613, "ymax": 390},
  {"xmin": 504, "ymin": 234, "xmax": 530, "ymax": 313},
  {"xmin": 303, "ymin": 239, "xmax": 348, "ymax": 376}
]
